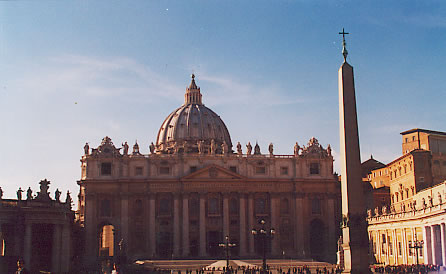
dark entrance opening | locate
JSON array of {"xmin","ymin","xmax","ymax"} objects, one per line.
[
  {"xmin": 190, "ymin": 239, "xmax": 198, "ymax": 257},
  {"xmin": 31, "ymin": 224, "xmax": 54, "ymax": 272},
  {"xmin": 157, "ymin": 232, "xmax": 172, "ymax": 258},
  {"xmin": 207, "ymin": 231, "xmax": 222, "ymax": 257},
  {"xmin": 309, "ymin": 219, "xmax": 325, "ymax": 261}
]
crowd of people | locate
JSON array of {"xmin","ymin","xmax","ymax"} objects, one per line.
[{"xmin": 371, "ymin": 264, "xmax": 441, "ymax": 273}]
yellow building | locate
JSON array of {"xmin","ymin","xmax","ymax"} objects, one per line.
[{"xmin": 367, "ymin": 129, "xmax": 446, "ymax": 267}]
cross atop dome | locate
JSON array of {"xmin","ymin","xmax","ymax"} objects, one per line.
[{"xmin": 185, "ymin": 74, "xmax": 203, "ymax": 105}]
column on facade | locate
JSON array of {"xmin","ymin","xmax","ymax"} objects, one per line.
[
  {"xmin": 401, "ymin": 228, "xmax": 408, "ymax": 264},
  {"xmin": 120, "ymin": 195, "xmax": 129, "ymax": 254},
  {"xmin": 327, "ymin": 197, "xmax": 336, "ymax": 260},
  {"xmin": 432, "ymin": 225, "xmax": 442, "ymax": 265},
  {"xmin": 270, "ymin": 194, "xmax": 279, "ymax": 256},
  {"xmin": 51, "ymin": 224, "xmax": 61, "ymax": 273},
  {"xmin": 148, "ymin": 194, "xmax": 156, "ymax": 257},
  {"xmin": 376, "ymin": 231, "xmax": 381, "ymax": 263},
  {"xmin": 247, "ymin": 193, "xmax": 255, "ymax": 255},
  {"xmin": 385, "ymin": 230, "xmax": 390, "ymax": 265},
  {"xmin": 223, "ymin": 193, "xmax": 229, "ymax": 239},
  {"xmin": 423, "ymin": 226, "xmax": 432, "ymax": 264},
  {"xmin": 85, "ymin": 194, "xmax": 96, "ymax": 263},
  {"xmin": 60, "ymin": 223, "xmax": 71, "ymax": 273},
  {"xmin": 0, "ymin": 221, "xmax": 3, "ymax": 256},
  {"xmin": 412, "ymin": 228, "xmax": 417, "ymax": 263},
  {"xmin": 24, "ymin": 223, "xmax": 32, "ymax": 268},
  {"xmin": 239, "ymin": 194, "xmax": 247, "ymax": 256},
  {"xmin": 182, "ymin": 194, "xmax": 190, "ymax": 257},
  {"xmin": 173, "ymin": 194, "xmax": 180, "ymax": 257},
  {"xmin": 199, "ymin": 193, "xmax": 206, "ymax": 257},
  {"xmin": 294, "ymin": 194, "xmax": 304, "ymax": 257},
  {"xmin": 393, "ymin": 229, "xmax": 398, "ymax": 262},
  {"xmin": 441, "ymin": 223, "xmax": 446, "ymax": 267}
]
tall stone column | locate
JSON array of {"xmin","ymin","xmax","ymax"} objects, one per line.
[
  {"xmin": 423, "ymin": 226, "xmax": 432, "ymax": 264},
  {"xmin": 85, "ymin": 194, "xmax": 97, "ymax": 265},
  {"xmin": 431, "ymin": 225, "xmax": 441, "ymax": 265},
  {"xmin": 239, "ymin": 194, "xmax": 247, "ymax": 256},
  {"xmin": 51, "ymin": 224, "xmax": 61, "ymax": 273},
  {"xmin": 441, "ymin": 223, "xmax": 446, "ymax": 268},
  {"xmin": 24, "ymin": 223, "xmax": 32, "ymax": 269},
  {"xmin": 270, "ymin": 194, "xmax": 279, "ymax": 256},
  {"xmin": 182, "ymin": 194, "xmax": 190, "ymax": 257},
  {"xmin": 294, "ymin": 194, "xmax": 304, "ymax": 257},
  {"xmin": 223, "ymin": 193, "xmax": 229, "ymax": 238},
  {"xmin": 120, "ymin": 194, "xmax": 129, "ymax": 256},
  {"xmin": 199, "ymin": 193, "xmax": 207, "ymax": 257},
  {"xmin": 338, "ymin": 33, "xmax": 370, "ymax": 273},
  {"xmin": 173, "ymin": 194, "xmax": 181, "ymax": 257},
  {"xmin": 327, "ymin": 197, "xmax": 336, "ymax": 261},
  {"xmin": 247, "ymin": 193, "xmax": 255, "ymax": 255},
  {"xmin": 60, "ymin": 223, "xmax": 71, "ymax": 273},
  {"xmin": 149, "ymin": 194, "xmax": 156, "ymax": 257}
]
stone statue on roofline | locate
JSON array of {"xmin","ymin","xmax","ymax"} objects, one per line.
[
  {"xmin": 198, "ymin": 140, "xmax": 204, "ymax": 155},
  {"xmin": 222, "ymin": 141, "xmax": 228, "ymax": 155},
  {"xmin": 66, "ymin": 191, "xmax": 72, "ymax": 207},
  {"xmin": 27, "ymin": 187, "xmax": 32, "ymax": 200},
  {"xmin": 17, "ymin": 187, "xmax": 23, "ymax": 200},
  {"xmin": 84, "ymin": 142, "xmax": 89, "ymax": 155},
  {"xmin": 122, "ymin": 142, "xmax": 129, "ymax": 155},
  {"xmin": 246, "ymin": 142, "xmax": 252, "ymax": 155},
  {"xmin": 149, "ymin": 142, "xmax": 156, "ymax": 154},
  {"xmin": 236, "ymin": 142, "xmax": 242, "ymax": 155},
  {"xmin": 210, "ymin": 139, "xmax": 216, "ymax": 155},
  {"xmin": 294, "ymin": 142, "xmax": 300, "ymax": 157},
  {"xmin": 55, "ymin": 188, "xmax": 61, "ymax": 202},
  {"xmin": 268, "ymin": 143, "xmax": 273, "ymax": 155},
  {"xmin": 0, "ymin": 187, "xmax": 3, "ymax": 200},
  {"xmin": 254, "ymin": 142, "xmax": 261, "ymax": 155}
]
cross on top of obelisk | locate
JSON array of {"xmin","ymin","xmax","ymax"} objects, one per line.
[{"xmin": 339, "ymin": 28, "xmax": 349, "ymax": 62}]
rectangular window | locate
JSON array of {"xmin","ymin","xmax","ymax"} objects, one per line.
[
  {"xmin": 398, "ymin": 242, "xmax": 402, "ymax": 257},
  {"xmin": 190, "ymin": 166, "xmax": 197, "ymax": 173},
  {"xmin": 255, "ymin": 166, "xmax": 266, "ymax": 174},
  {"xmin": 160, "ymin": 166, "xmax": 170, "ymax": 174},
  {"xmin": 310, "ymin": 163, "xmax": 320, "ymax": 175},
  {"xmin": 135, "ymin": 166, "xmax": 143, "ymax": 176},
  {"xmin": 280, "ymin": 166, "xmax": 289, "ymax": 175},
  {"xmin": 101, "ymin": 163, "xmax": 112, "ymax": 176},
  {"xmin": 229, "ymin": 166, "xmax": 237, "ymax": 173}
]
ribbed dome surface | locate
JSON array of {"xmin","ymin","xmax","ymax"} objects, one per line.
[{"xmin": 155, "ymin": 75, "xmax": 232, "ymax": 154}]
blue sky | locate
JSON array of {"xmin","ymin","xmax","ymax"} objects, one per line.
[{"xmin": 1, "ymin": 1, "xmax": 445, "ymax": 201}]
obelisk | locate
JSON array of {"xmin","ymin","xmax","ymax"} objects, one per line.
[{"xmin": 338, "ymin": 29, "xmax": 370, "ymax": 273}]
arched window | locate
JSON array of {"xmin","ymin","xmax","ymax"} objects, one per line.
[
  {"xmin": 229, "ymin": 198, "xmax": 239, "ymax": 215},
  {"xmin": 100, "ymin": 199, "xmax": 111, "ymax": 217},
  {"xmin": 135, "ymin": 199, "xmax": 143, "ymax": 216},
  {"xmin": 255, "ymin": 198, "xmax": 266, "ymax": 214},
  {"xmin": 280, "ymin": 198, "xmax": 289, "ymax": 215}
]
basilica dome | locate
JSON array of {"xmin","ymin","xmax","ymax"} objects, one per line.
[{"xmin": 156, "ymin": 75, "xmax": 232, "ymax": 154}]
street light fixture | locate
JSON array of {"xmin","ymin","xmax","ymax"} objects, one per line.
[
  {"xmin": 251, "ymin": 219, "xmax": 275, "ymax": 274},
  {"xmin": 219, "ymin": 235, "xmax": 237, "ymax": 272},
  {"xmin": 408, "ymin": 235, "xmax": 424, "ymax": 272}
]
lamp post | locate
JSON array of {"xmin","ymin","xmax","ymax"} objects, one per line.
[
  {"xmin": 251, "ymin": 219, "xmax": 275, "ymax": 274},
  {"xmin": 219, "ymin": 235, "xmax": 237, "ymax": 272},
  {"xmin": 408, "ymin": 234, "xmax": 424, "ymax": 272}
]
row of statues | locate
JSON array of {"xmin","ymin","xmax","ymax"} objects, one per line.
[
  {"xmin": 368, "ymin": 193, "xmax": 443, "ymax": 218},
  {"xmin": 84, "ymin": 138, "xmax": 332, "ymax": 157},
  {"xmin": 0, "ymin": 186, "xmax": 71, "ymax": 204}
]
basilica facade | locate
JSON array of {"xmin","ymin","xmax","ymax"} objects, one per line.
[{"xmin": 77, "ymin": 75, "xmax": 340, "ymax": 265}]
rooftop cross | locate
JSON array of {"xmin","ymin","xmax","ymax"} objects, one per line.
[{"xmin": 339, "ymin": 28, "xmax": 350, "ymax": 62}]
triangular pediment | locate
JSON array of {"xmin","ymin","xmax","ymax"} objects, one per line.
[{"xmin": 181, "ymin": 165, "xmax": 245, "ymax": 181}]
